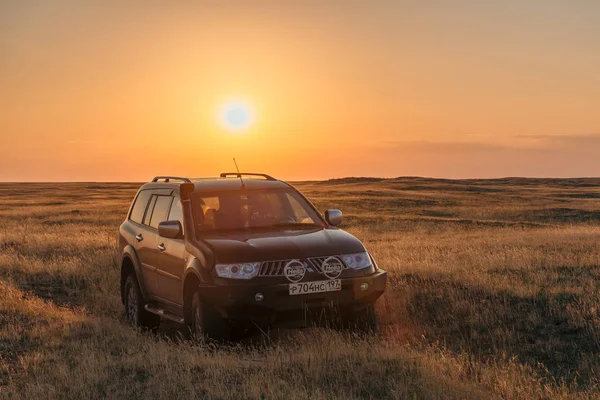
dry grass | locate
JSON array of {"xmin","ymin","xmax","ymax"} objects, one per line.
[{"xmin": 1, "ymin": 178, "xmax": 600, "ymax": 399}]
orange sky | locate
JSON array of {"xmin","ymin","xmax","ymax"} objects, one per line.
[{"xmin": 1, "ymin": 1, "xmax": 600, "ymax": 181}]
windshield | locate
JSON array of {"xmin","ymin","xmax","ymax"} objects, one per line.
[{"xmin": 191, "ymin": 188, "xmax": 323, "ymax": 233}]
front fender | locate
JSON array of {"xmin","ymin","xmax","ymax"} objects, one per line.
[
  {"xmin": 182, "ymin": 257, "xmax": 213, "ymax": 286},
  {"xmin": 179, "ymin": 256, "xmax": 214, "ymax": 304}
]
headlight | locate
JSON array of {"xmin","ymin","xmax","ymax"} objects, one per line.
[
  {"xmin": 215, "ymin": 262, "xmax": 260, "ymax": 279},
  {"xmin": 340, "ymin": 252, "xmax": 372, "ymax": 270}
]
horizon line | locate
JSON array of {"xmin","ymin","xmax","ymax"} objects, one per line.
[{"xmin": 2, "ymin": 175, "xmax": 600, "ymax": 184}]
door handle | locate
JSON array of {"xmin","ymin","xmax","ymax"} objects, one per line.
[
  {"xmin": 157, "ymin": 243, "xmax": 166, "ymax": 252},
  {"xmin": 135, "ymin": 234, "xmax": 143, "ymax": 242}
]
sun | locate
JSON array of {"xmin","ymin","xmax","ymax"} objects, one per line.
[{"xmin": 219, "ymin": 100, "xmax": 254, "ymax": 132}]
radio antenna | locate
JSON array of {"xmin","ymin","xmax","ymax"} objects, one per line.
[{"xmin": 233, "ymin": 157, "xmax": 246, "ymax": 189}]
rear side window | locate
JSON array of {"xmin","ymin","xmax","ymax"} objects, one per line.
[
  {"xmin": 149, "ymin": 196, "xmax": 173, "ymax": 229},
  {"xmin": 129, "ymin": 190, "xmax": 152, "ymax": 223}
]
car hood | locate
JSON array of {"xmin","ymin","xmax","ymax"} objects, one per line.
[{"xmin": 200, "ymin": 227, "xmax": 365, "ymax": 263}]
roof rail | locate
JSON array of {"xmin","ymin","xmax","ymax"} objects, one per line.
[
  {"xmin": 220, "ymin": 172, "xmax": 276, "ymax": 181},
  {"xmin": 151, "ymin": 176, "xmax": 192, "ymax": 183}
]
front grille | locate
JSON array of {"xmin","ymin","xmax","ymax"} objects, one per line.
[
  {"xmin": 258, "ymin": 257, "xmax": 347, "ymax": 277},
  {"xmin": 258, "ymin": 260, "xmax": 288, "ymax": 276}
]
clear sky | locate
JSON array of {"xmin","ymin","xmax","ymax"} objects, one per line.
[{"xmin": 1, "ymin": 1, "xmax": 599, "ymax": 181}]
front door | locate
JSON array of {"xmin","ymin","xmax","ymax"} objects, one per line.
[
  {"xmin": 138, "ymin": 193, "xmax": 173, "ymax": 299},
  {"xmin": 154, "ymin": 196, "xmax": 186, "ymax": 305}
]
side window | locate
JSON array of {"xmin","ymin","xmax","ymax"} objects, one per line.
[
  {"xmin": 149, "ymin": 196, "xmax": 173, "ymax": 229},
  {"xmin": 168, "ymin": 197, "xmax": 184, "ymax": 235},
  {"xmin": 129, "ymin": 190, "xmax": 152, "ymax": 224},
  {"xmin": 143, "ymin": 195, "xmax": 158, "ymax": 226}
]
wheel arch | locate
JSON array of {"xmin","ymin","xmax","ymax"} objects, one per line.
[
  {"xmin": 182, "ymin": 269, "xmax": 201, "ymax": 323},
  {"xmin": 119, "ymin": 245, "xmax": 144, "ymax": 304},
  {"xmin": 181, "ymin": 256, "xmax": 212, "ymax": 323}
]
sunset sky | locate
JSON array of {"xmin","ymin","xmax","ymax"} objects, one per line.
[{"xmin": 1, "ymin": 1, "xmax": 599, "ymax": 181}]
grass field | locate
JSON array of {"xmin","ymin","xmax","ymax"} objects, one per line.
[{"xmin": 1, "ymin": 178, "xmax": 600, "ymax": 399}]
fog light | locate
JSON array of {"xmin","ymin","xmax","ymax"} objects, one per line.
[
  {"xmin": 360, "ymin": 283, "xmax": 369, "ymax": 291},
  {"xmin": 255, "ymin": 292, "xmax": 264, "ymax": 302}
]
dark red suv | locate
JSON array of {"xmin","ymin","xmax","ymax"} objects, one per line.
[{"xmin": 117, "ymin": 173, "xmax": 387, "ymax": 339}]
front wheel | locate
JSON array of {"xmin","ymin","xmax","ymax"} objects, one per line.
[
  {"xmin": 190, "ymin": 290, "xmax": 230, "ymax": 341},
  {"xmin": 124, "ymin": 274, "xmax": 160, "ymax": 330}
]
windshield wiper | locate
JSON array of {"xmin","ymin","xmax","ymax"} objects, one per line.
[
  {"xmin": 269, "ymin": 222, "xmax": 321, "ymax": 229},
  {"xmin": 199, "ymin": 227, "xmax": 249, "ymax": 234},
  {"xmin": 198, "ymin": 222, "xmax": 320, "ymax": 234}
]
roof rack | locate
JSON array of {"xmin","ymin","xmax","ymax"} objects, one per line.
[
  {"xmin": 220, "ymin": 172, "xmax": 276, "ymax": 181},
  {"xmin": 151, "ymin": 176, "xmax": 192, "ymax": 183}
]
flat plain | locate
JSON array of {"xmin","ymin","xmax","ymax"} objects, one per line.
[{"xmin": 1, "ymin": 178, "xmax": 600, "ymax": 399}]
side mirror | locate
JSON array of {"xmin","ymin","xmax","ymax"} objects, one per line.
[
  {"xmin": 325, "ymin": 209, "xmax": 342, "ymax": 226},
  {"xmin": 158, "ymin": 220, "xmax": 183, "ymax": 239}
]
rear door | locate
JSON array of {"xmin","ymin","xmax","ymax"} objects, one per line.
[{"xmin": 154, "ymin": 194, "xmax": 187, "ymax": 305}]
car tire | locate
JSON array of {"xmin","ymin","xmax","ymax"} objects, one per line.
[
  {"xmin": 342, "ymin": 304, "xmax": 378, "ymax": 333},
  {"xmin": 124, "ymin": 274, "xmax": 160, "ymax": 330},
  {"xmin": 190, "ymin": 290, "xmax": 230, "ymax": 341}
]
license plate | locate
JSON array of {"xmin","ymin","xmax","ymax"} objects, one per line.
[{"xmin": 288, "ymin": 279, "xmax": 341, "ymax": 296}]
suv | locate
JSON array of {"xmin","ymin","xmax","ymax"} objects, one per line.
[{"xmin": 117, "ymin": 173, "xmax": 387, "ymax": 338}]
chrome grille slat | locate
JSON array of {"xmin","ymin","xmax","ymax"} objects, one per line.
[{"xmin": 309, "ymin": 257, "xmax": 324, "ymax": 273}]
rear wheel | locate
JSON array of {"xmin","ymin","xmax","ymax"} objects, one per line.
[
  {"xmin": 190, "ymin": 290, "xmax": 230, "ymax": 341},
  {"xmin": 124, "ymin": 274, "xmax": 160, "ymax": 330}
]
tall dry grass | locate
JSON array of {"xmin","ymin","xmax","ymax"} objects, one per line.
[{"xmin": 1, "ymin": 179, "xmax": 600, "ymax": 399}]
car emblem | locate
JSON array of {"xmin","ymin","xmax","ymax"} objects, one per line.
[
  {"xmin": 321, "ymin": 256, "xmax": 343, "ymax": 279},
  {"xmin": 284, "ymin": 260, "xmax": 306, "ymax": 283}
]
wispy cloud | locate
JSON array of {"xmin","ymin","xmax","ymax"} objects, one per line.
[
  {"xmin": 384, "ymin": 133, "xmax": 600, "ymax": 151},
  {"xmin": 361, "ymin": 133, "xmax": 600, "ymax": 178},
  {"xmin": 512, "ymin": 133, "xmax": 600, "ymax": 147}
]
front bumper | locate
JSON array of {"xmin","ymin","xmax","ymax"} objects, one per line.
[{"xmin": 198, "ymin": 270, "xmax": 387, "ymax": 325}]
